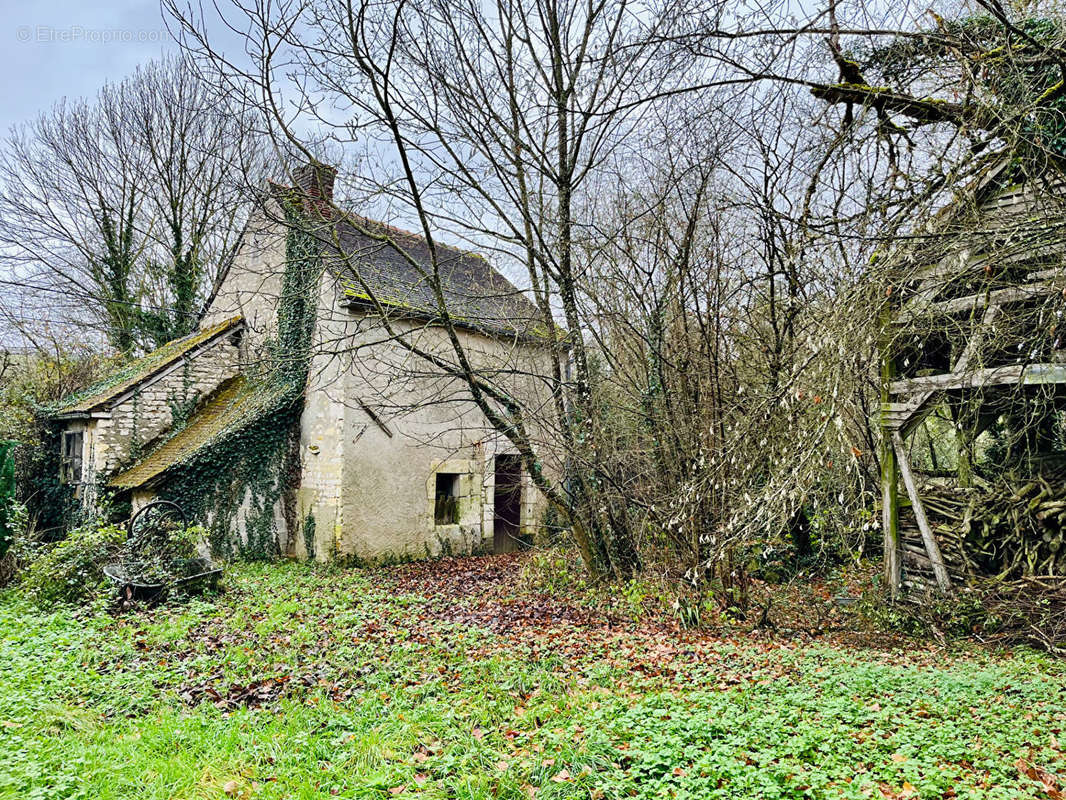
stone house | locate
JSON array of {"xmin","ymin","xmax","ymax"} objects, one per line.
[{"xmin": 54, "ymin": 163, "xmax": 559, "ymax": 561}]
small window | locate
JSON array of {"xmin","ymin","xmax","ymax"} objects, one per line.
[
  {"xmin": 60, "ymin": 431, "xmax": 84, "ymax": 485},
  {"xmin": 434, "ymin": 472, "xmax": 460, "ymax": 525}
]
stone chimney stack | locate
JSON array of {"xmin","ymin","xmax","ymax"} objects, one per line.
[{"xmin": 291, "ymin": 161, "xmax": 337, "ymax": 213}]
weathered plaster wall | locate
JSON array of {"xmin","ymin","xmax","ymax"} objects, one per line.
[
  {"xmin": 293, "ymin": 270, "xmax": 349, "ymax": 560},
  {"xmin": 313, "ymin": 313, "xmax": 557, "ymax": 562},
  {"xmin": 201, "ymin": 203, "xmax": 289, "ymax": 351}
]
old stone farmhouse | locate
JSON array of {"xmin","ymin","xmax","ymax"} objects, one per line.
[{"xmin": 54, "ymin": 163, "xmax": 558, "ymax": 561}]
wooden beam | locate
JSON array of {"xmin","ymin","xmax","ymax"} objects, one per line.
[
  {"xmin": 907, "ymin": 234, "xmax": 1065, "ymax": 289},
  {"xmin": 883, "ymin": 305, "xmax": 1001, "ymax": 432},
  {"xmin": 889, "ymin": 362, "xmax": 1066, "ymax": 395},
  {"xmin": 356, "ymin": 398, "xmax": 393, "ymax": 438},
  {"xmin": 881, "ymin": 434, "xmax": 901, "ymax": 598},
  {"xmin": 892, "ymin": 430, "xmax": 952, "ymax": 593},
  {"xmin": 898, "ymin": 277, "xmax": 1064, "ymax": 320}
]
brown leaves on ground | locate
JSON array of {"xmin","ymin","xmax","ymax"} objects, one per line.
[
  {"xmin": 379, "ymin": 553, "xmax": 937, "ymax": 679},
  {"xmin": 163, "ymin": 552, "xmax": 948, "ymax": 710},
  {"xmin": 1017, "ymin": 755, "xmax": 1066, "ymax": 799},
  {"xmin": 179, "ymin": 671, "xmax": 353, "ymax": 710}
]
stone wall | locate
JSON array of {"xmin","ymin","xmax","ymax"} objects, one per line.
[
  {"xmin": 293, "ymin": 270, "xmax": 348, "ymax": 560},
  {"xmin": 89, "ymin": 335, "xmax": 243, "ymax": 479},
  {"xmin": 201, "ymin": 202, "xmax": 288, "ymax": 352},
  {"xmin": 315, "ymin": 312, "xmax": 556, "ymax": 562}
]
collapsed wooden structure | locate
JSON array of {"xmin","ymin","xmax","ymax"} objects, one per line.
[{"xmin": 880, "ymin": 165, "xmax": 1066, "ymax": 597}]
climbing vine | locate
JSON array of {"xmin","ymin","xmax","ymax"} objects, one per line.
[
  {"xmin": 153, "ymin": 195, "xmax": 323, "ymax": 559},
  {"xmin": 166, "ymin": 362, "xmax": 202, "ymax": 433},
  {"xmin": 0, "ymin": 441, "xmax": 17, "ymax": 560},
  {"xmin": 157, "ymin": 400, "xmax": 303, "ymax": 559}
]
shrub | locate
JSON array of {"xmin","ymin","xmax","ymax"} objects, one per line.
[
  {"xmin": 20, "ymin": 518, "xmax": 126, "ymax": 605},
  {"xmin": 0, "ymin": 500, "xmax": 29, "ymax": 586}
]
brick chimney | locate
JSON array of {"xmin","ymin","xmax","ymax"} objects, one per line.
[{"xmin": 291, "ymin": 161, "xmax": 337, "ymax": 214}]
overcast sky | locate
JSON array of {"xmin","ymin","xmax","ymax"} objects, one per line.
[{"xmin": 0, "ymin": 0, "xmax": 176, "ymax": 134}]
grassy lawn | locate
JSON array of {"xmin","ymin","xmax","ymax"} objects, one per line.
[{"xmin": 1, "ymin": 555, "xmax": 1064, "ymax": 800}]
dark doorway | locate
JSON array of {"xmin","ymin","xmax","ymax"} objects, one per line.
[{"xmin": 493, "ymin": 455, "xmax": 526, "ymax": 553}]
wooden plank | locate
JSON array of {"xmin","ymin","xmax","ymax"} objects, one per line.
[
  {"xmin": 886, "ymin": 305, "xmax": 1000, "ymax": 432},
  {"xmin": 892, "ymin": 431, "xmax": 952, "ymax": 593},
  {"xmin": 881, "ymin": 401, "xmax": 927, "ymax": 431},
  {"xmin": 889, "ymin": 362, "xmax": 1066, "ymax": 395},
  {"xmin": 904, "ymin": 242, "xmax": 1064, "ymax": 311}
]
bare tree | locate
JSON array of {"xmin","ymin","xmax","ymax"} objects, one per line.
[
  {"xmin": 168, "ymin": 0, "xmax": 743, "ymax": 578},
  {"xmin": 0, "ymin": 54, "xmax": 266, "ymax": 352},
  {"xmin": 161, "ymin": 0, "xmax": 1066, "ymax": 601}
]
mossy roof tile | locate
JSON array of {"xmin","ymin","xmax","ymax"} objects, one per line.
[
  {"xmin": 109, "ymin": 375, "xmax": 297, "ymax": 489},
  {"xmin": 56, "ymin": 316, "xmax": 244, "ymax": 416}
]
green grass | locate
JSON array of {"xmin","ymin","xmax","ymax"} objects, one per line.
[{"xmin": 1, "ymin": 560, "xmax": 1064, "ymax": 799}]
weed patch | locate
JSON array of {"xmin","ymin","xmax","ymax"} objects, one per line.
[{"xmin": 1, "ymin": 556, "xmax": 1063, "ymax": 799}]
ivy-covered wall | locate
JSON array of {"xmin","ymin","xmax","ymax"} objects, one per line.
[
  {"xmin": 151, "ymin": 199, "xmax": 323, "ymax": 559},
  {"xmin": 155, "ymin": 398, "xmax": 303, "ymax": 559}
]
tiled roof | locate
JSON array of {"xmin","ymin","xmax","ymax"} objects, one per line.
[
  {"xmin": 56, "ymin": 316, "xmax": 244, "ymax": 416},
  {"xmin": 327, "ymin": 216, "xmax": 544, "ymax": 338},
  {"xmin": 109, "ymin": 375, "xmax": 297, "ymax": 489},
  {"xmin": 273, "ymin": 181, "xmax": 548, "ymax": 339}
]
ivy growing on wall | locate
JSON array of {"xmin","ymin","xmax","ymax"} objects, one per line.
[
  {"xmin": 157, "ymin": 399, "xmax": 303, "ymax": 559},
  {"xmin": 18, "ymin": 415, "xmax": 76, "ymax": 538},
  {"xmin": 166, "ymin": 362, "xmax": 202, "ymax": 433},
  {"xmin": 153, "ymin": 196, "xmax": 324, "ymax": 559}
]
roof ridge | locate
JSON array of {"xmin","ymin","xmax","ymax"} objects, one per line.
[{"xmin": 267, "ymin": 179, "xmax": 547, "ymax": 340}]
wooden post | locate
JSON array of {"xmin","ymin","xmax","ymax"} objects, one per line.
[
  {"xmin": 880, "ymin": 343, "xmax": 902, "ymax": 599},
  {"xmin": 881, "ymin": 433, "xmax": 901, "ymax": 598},
  {"xmin": 956, "ymin": 439, "xmax": 973, "ymax": 488},
  {"xmin": 892, "ymin": 430, "xmax": 952, "ymax": 593}
]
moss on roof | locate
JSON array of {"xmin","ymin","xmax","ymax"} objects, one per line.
[
  {"xmin": 109, "ymin": 375, "xmax": 297, "ymax": 490},
  {"xmin": 56, "ymin": 316, "xmax": 244, "ymax": 417}
]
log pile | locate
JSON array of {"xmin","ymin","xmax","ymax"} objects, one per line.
[
  {"xmin": 898, "ymin": 474, "xmax": 1066, "ymax": 653},
  {"xmin": 900, "ymin": 473, "xmax": 1066, "ymax": 592}
]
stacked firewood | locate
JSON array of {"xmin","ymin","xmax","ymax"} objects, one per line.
[
  {"xmin": 896, "ymin": 471, "xmax": 1066, "ymax": 652},
  {"xmin": 914, "ymin": 477, "xmax": 1066, "ymax": 580}
]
